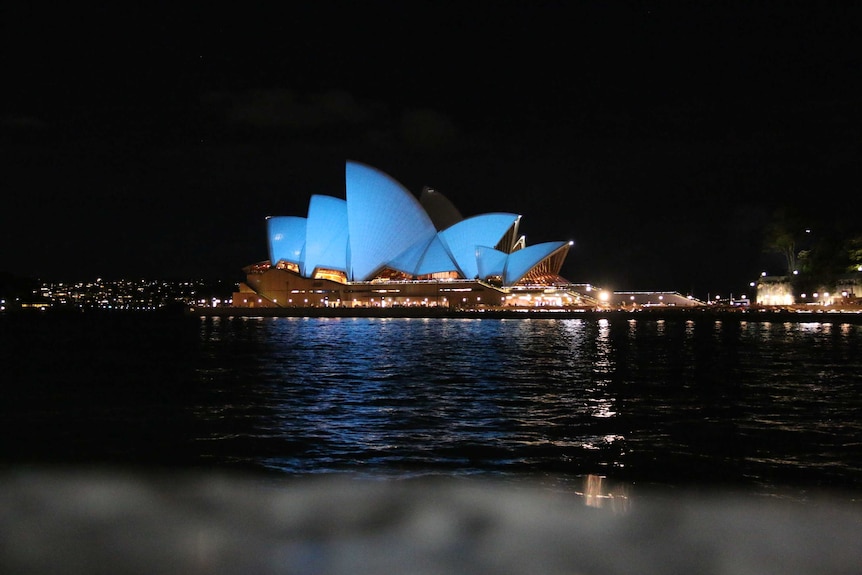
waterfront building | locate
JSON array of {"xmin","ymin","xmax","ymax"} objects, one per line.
[
  {"xmin": 233, "ymin": 161, "xmax": 598, "ymax": 310},
  {"xmin": 755, "ymin": 274, "xmax": 862, "ymax": 308},
  {"xmin": 604, "ymin": 291, "xmax": 702, "ymax": 308}
]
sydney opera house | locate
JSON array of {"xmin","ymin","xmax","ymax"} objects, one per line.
[{"xmin": 232, "ymin": 161, "xmax": 602, "ymax": 310}]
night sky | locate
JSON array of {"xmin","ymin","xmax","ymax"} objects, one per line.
[{"xmin": 3, "ymin": 2, "xmax": 860, "ymax": 298}]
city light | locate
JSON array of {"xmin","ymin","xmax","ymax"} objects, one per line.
[
  {"xmin": 8, "ymin": 273, "xmax": 859, "ymax": 315},
  {"xmin": 1, "ymin": 278, "xmax": 237, "ymax": 312}
]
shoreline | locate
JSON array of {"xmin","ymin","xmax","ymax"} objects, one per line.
[
  {"xmin": 187, "ymin": 305, "xmax": 862, "ymax": 323},
  {"xmin": 7, "ymin": 305, "xmax": 861, "ymax": 324}
]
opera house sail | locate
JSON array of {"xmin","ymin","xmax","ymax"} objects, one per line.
[{"xmin": 233, "ymin": 161, "xmax": 590, "ymax": 310}]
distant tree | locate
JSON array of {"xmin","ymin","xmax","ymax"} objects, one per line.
[
  {"xmin": 778, "ymin": 215, "xmax": 862, "ymax": 279},
  {"xmin": 762, "ymin": 208, "xmax": 805, "ymax": 275},
  {"xmin": 844, "ymin": 234, "xmax": 862, "ymax": 273},
  {"xmin": 796, "ymin": 249, "xmax": 813, "ymax": 274},
  {"xmin": 763, "ymin": 206, "xmax": 862, "ymax": 282}
]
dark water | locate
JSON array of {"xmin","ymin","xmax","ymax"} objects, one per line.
[{"xmin": 3, "ymin": 312, "xmax": 861, "ymax": 500}]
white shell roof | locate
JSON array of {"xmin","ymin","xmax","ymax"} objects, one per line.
[{"xmin": 263, "ymin": 162, "xmax": 570, "ymax": 285}]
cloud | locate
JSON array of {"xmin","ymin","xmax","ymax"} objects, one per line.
[
  {"xmin": 199, "ymin": 88, "xmax": 462, "ymax": 156},
  {"xmin": 399, "ymin": 108, "xmax": 459, "ymax": 151},
  {"xmin": 1, "ymin": 114, "xmax": 50, "ymax": 132},
  {"xmin": 203, "ymin": 88, "xmax": 378, "ymax": 131}
]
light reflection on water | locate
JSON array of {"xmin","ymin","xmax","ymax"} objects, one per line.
[
  {"xmin": 2, "ymin": 313, "xmax": 860, "ymax": 503},
  {"xmin": 191, "ymin": 316, "xmax": 862, "ymax": 499}
]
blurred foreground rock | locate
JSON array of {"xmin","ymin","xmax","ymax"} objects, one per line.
[{"xmin": 1, "ymin": 469, "xmax": 860, "ymax": 575}]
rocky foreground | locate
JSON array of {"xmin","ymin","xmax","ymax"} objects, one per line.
[{"xmin": 2, "ymin": 470, "xmax": 860, "ymax": 574}]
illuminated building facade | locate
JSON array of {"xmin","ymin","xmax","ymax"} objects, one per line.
[{"xmin": 233, "ymin": 161, "xmax": 596, "ymax": 309}]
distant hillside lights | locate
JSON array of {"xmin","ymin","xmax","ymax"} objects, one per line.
[{"xmin": 14, "ymin": 278, "xmax": 237, "ymax": 311}]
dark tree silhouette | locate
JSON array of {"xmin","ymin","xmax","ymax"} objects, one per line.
[{"xmin": 762, "ymin": 208, "xmax": 806, "ymax": 275}]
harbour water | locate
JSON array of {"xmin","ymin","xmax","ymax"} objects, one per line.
[{"xmin": 3, "ymin": 312, "xmax": 861, "ymax": 502}]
